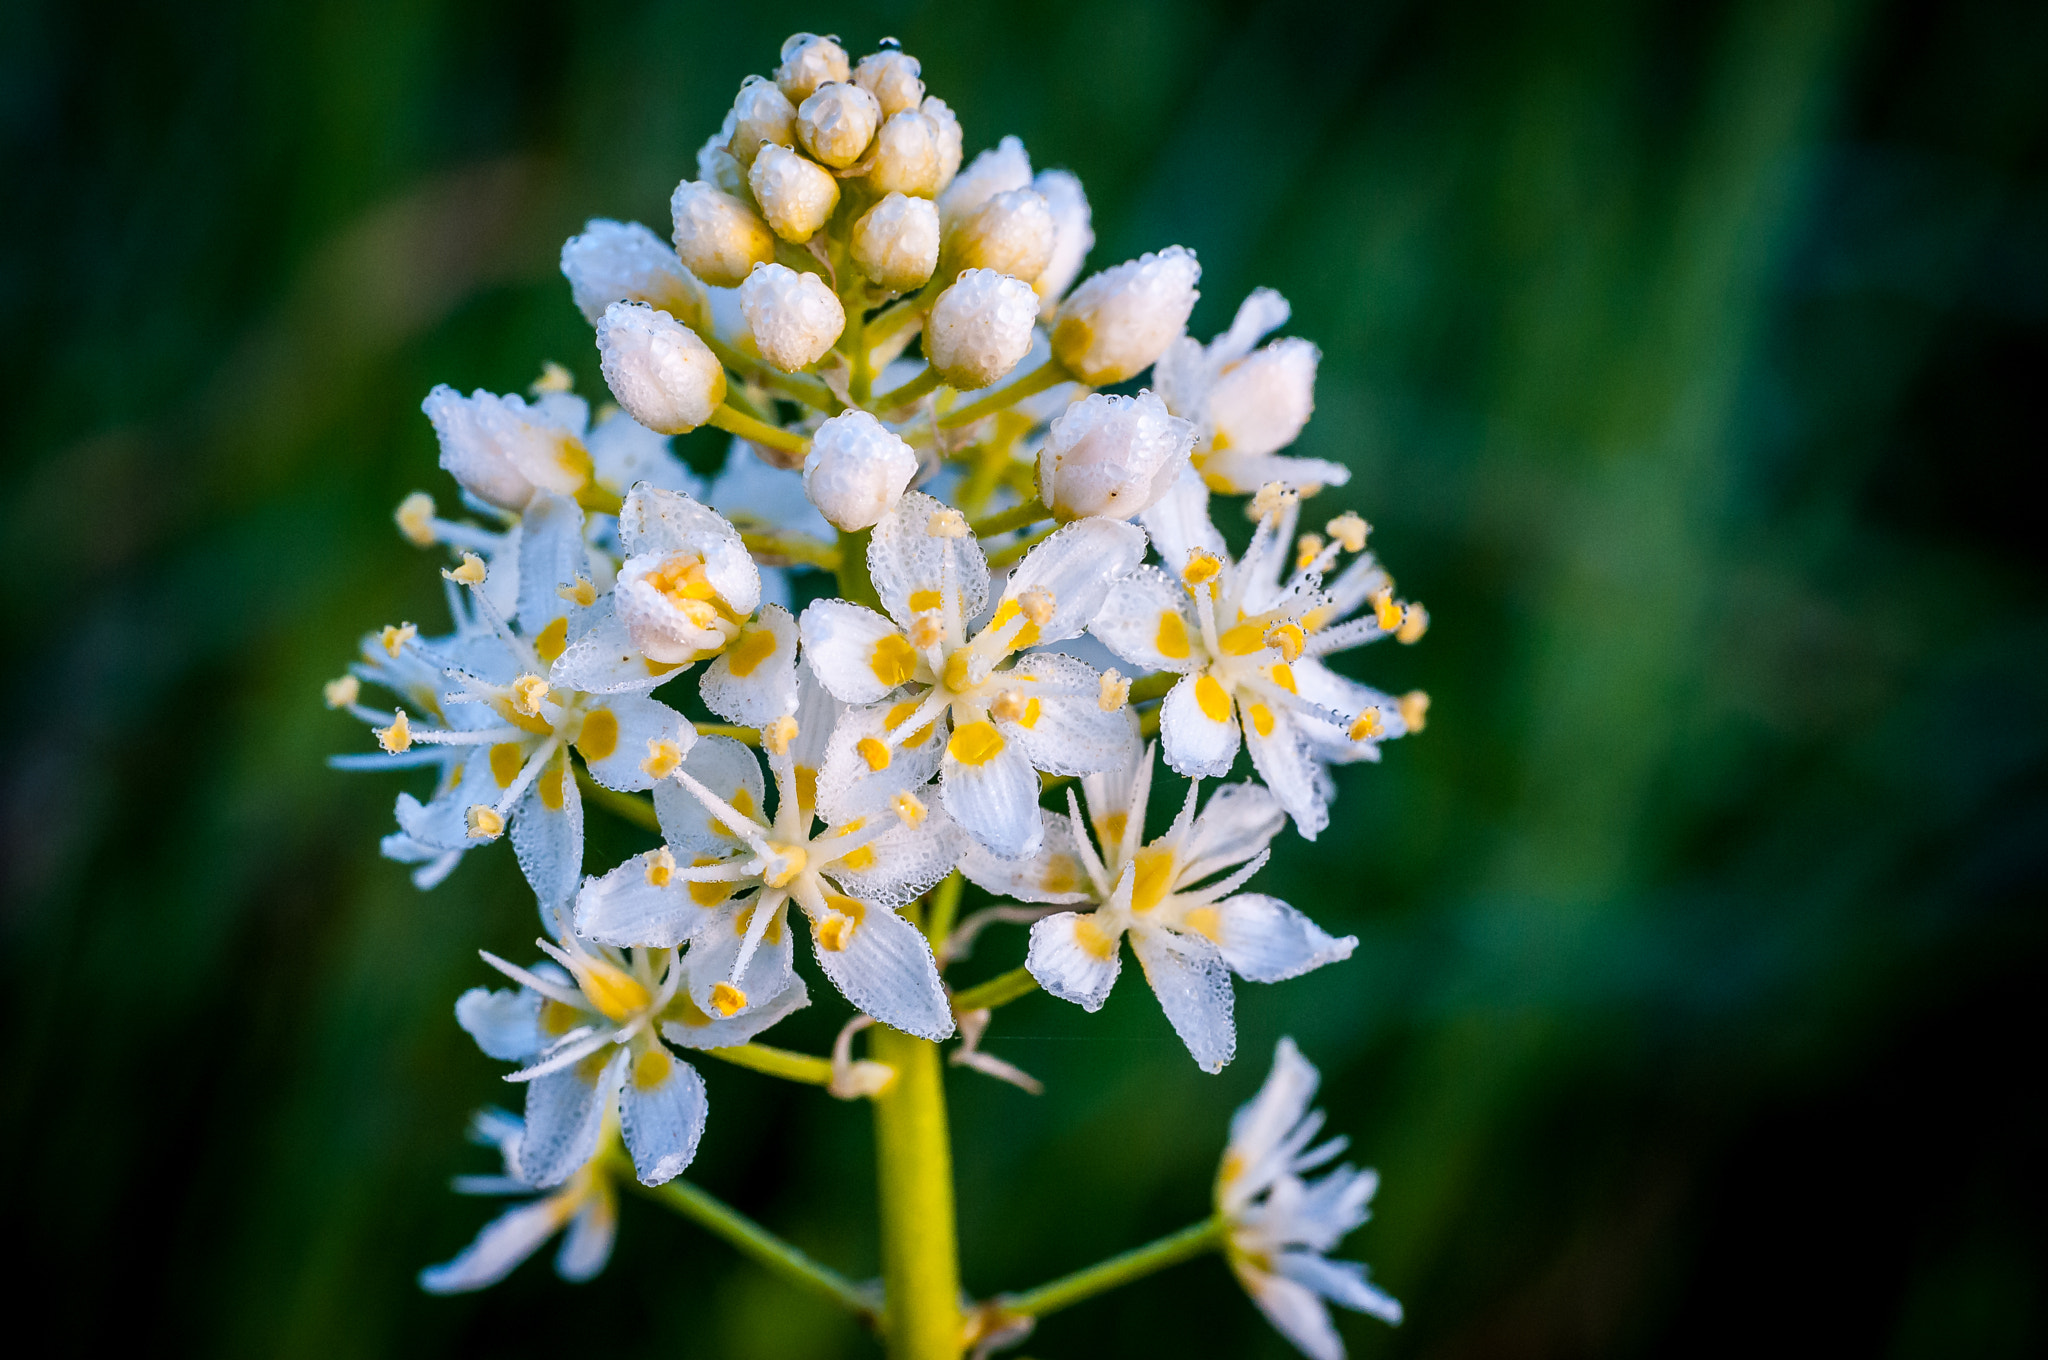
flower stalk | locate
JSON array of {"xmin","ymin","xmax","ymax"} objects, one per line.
[{"xmin": 870, "ymin": 1020, "xmax": 963, "ymax": 1359}]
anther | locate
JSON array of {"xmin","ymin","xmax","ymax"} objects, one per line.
[
  {"xmin": 1181, "ymin": 549, "xmax": 1223, "ymax": 587},
  {"xmin": 1327, "ymin": 512, "xmax": 1368, "ymax": 553},
  {"xmin": 642, "ymin": 737, "xmax": 683, "ymax": 779},
  {"xmin": 1250, "ymin": 481, "xmax": 1296, "ymax": 521},
  {"xmin": 380, "ymin": 623, "xmax": 417, "ymax": 657},
  {"xmin": 1294, "ymin": 533, "xmax": 1324, "ymax": 570},
  {"xmin": 908, "ymin": 613, "xmax": 945, "ymax": 649},
  {"xmin": 1017, "ymin": 586, "xmax": 1056, "ymax": 626},
  {"xmin": 443, "ymin": 552, "xmax": 487, "ymax": 586},
  {"xmin": 1266, "ymin": 621, "xmax": 1306, "ymax": 662},
  {"xmin": 555, "ymin": 574, "xmax": 598, "ymax": 607},
  {"xmin": 466, "ymin": 805, "xmax": 505, "ymax": 839},
  {"xmin": 512, "ymin": 674, "xmax": 551, "ymax": 716},
  {"xmin": 1396, "ymin": 602, "xmax": 1430, "ymax": 644},
  {"xmin": 1098, "ymin": 669, "xmax": 1130, "ymax": 712},
  {"xmin": 763, "ymin": 715, "xmax": 798, "ymax": 755},
  {"xmin": 991, "ymin": 689, "xmax": 1030, "ymax": 722},
  {"xmin": 1372, "ymin": 590, "xmax": 1403, "ymax": 632},
  {"xmin": 1348, "ymin": 708, "xmax": 1383, "ymax": 742},
  {"xmin": 927, "ymin": 508, "xmax": 969, "ymax": 538},
  {"xmin": 711, "ymin": 982, "xmax": 748, "ymax": 1017},
  {"xmin": 376, "ymin": 709, "xmax": 413, "ymax": 753},
  {"xmin": 324, "ymin": 675, "xmax": 360, "ymax": 709},
  {"xmin": 645, "ymin": 846, "xmax": 677, "ymax": 887},
  {"xmin": 532, "ymin": 361, "xmax": 574, "ymax": 394},
  {"xmin": 395, "ymin": 493, "xmax": 436, "ymax": 547},
  {"xmin": 1399, "ymin": 690, "xmax": 1430, "ymax": 733},
  {"xmin": 892, "ymin": 790, "xmax": 928, "ymax": 826}
]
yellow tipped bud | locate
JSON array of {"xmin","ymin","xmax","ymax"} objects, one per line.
[
  {"xmin": 1295, "ymin": 533, "xmax": 1324, "ymax": 569},
  {"xmin": 466, "ymin": 805, "xmax": 505, "ymax": 839},
  {"xmin": 927, "ymin": 508, "xmax": 969, "ymax": 538},
  {"xmin": 1396, "ymin": 602, "xmax": 1430, "ymax": 645},
  {"xmin": 1098, "ymin": 669, "xmax": 1130, "ymax": 712},
  {"xmin": 443, "ymin": 551, "xmax": 487, "ymax": 586},
  {"xmin": 1400, "ymin": 690, "xmax": 1430, "ymax": 733},
  {"xmin": 1372, "ymin": 590, "xmax": 1403, "ymax": 632},
  {"xmin": 512, "ymin": 674, "xmax": 551, "ymax": 716},
  {"xmin": 710, "ymin": 981, "xmax": 749, "ymax": 1017},
  {"xmin": 892, "ymin": 790, "xmax": 927, "ymax": 827},
  {"xmin": 555, "ymin": 574, "xmax": 597, "ymax": 607},
  {"xmin": 375, "ymin": 709, "xmax": 412, "ymax": 753},
  {"xmin": 1181, "ymin": 549, "xmax": 1223, "ymax": 587},
  {"xmin": 1267, "ymin": 621, "xmax": 1306, "ymax": 662},
  {"xmin": 324, "ymin": 675, "xmax": 360, "ymax": 709},
  {"xmin": 645, "ymin": 846, "xmax": 677, "ymax": 887},
  {"xmin": 395, "ymin": 493, "xmax": 436, "ymax": 547},
  {"xmin": 1327, "ymin": 512, "xmax": 1369, "ymax": 553},
  {"xmin": 380, "ymin": 623, "xmax": 417, "ymax": 657},
  {"xmin": 642, "ymin": 737, "xmax": 683, "ymax": 780},
  {"xmin": 763, "ymin": 715, "xmax": 798, "ymax": 756},
  {"xmin": 1348, "ymin": 708, "xmax": 1383, "ymax": 742}
]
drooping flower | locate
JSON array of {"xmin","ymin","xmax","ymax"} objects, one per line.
[
  {"xmin": 966, "ymin": 741, "xmax": 1353, "ymax": 1072},
  {"xmin": 418, "ymin": 1108, "xmax": 619, "ymax": 1294},
  {"xmin": 1218, "ymin": 1039, "xmax": 1402, "ymax": 1359},
  {"xmin": 798, "ymin": 491, "xmax": 1144, "ymax": 857}
]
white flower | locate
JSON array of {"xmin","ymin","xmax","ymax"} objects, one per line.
[
  {"xmin": 423, "ymin": 386, "xmax": 593, "ymax": 512},
  {"xmin": 669, "ymin": 180, "xmax": 776, "ymax": 288},
  {"xmin": 739, "ymin": 263, "xmax": 846, "ymax": 372},
  {"xmin": 728, "ymin": 75, "xmax": 796, "ymax": 167},
  {"xmin": 803, "ymin": 410, "xmax": 919, "ymax": 531},
  {"xmin": 595, "ymin": 302, "xmax": 727, "ymax": 435},
  {"xmin": 866, "ymin": 108, "xmax": 947, "ymax": 198},
  {"xmin": 1037, "ymin": 389, "xmax": 1195, "ymax": 521},
  {"xmin": 1154, "ymin": 288, "xmax": 1347, "ymax": 494},
  {"xmin": 854, "ymin": 48, "xmax": 924, "ymax": 117},
  {"xmin": 1050, "ymin": 245, "xmax": 1201, "ymax": 385},
  {"xmin": 458, "ymin": 936, "xmax": 710, "ymax": 1188},
  {"xmin": 1031, "ymin": 169, "xmax": 1094, "ymax": 318},
  {"xmin": 748, "ymin": 143, "xmax": 841, "ymax": 244},
  {"xmin": 1088, "ymin": 471, "xmax": 1413, "ymax": 838},
  {"xmin": 947, "ymin": 187, "xmax": 1055, "ymax": 282},
  {"xmin": 935, "ymin": 134, "xmax": 1032, "ymax": 230},
  {"xmin": 852, "ymin": 192, "xmax": 942, "ymax": 291},
  {"xmin": 921, "ymin": 96, "xmax": 964, "ymax": 192},
  {"xmin": 798, "ymin": 492, "xmax": 1145, "ymax": 857},
  {"xmin": 970, "ymin": 742, "xmax": 1353, "ymax": 1072},
  {"xmin": 1218, "ymin": 1039, "xmax": 1402, "ymax": 1359},
  {"xmin": 924, "ymin": 269, "xmax": 1039, "ymax": 390},
  {"xmin": 418, "ymin": 1108, "xmax": 619, "ymax": 1293},
  {"xmin": 774, "ymin": 32, "xmax": 849, "ymax": 104},
  {"xmin": 574, "ymin": 685, "xmax": 959, "ymax": 1040},
  {"xmin": 796, "ymin": 81, "xmax": 881, "ymax": 169},
  {"xmin": 560, "ymin": 218, "xmax": 708, "ymax": 328}
]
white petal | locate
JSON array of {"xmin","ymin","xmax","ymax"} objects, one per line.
[
  {"xmin": 550, "ymin": 595, "xmax": 684, "ymax": 695},
  {"xmin": 699, "ymin": 603, "xmax": 800, "ymax": 724},
  {"xmin": 1235, "ymin": 1263, "xmax": 1346, "ymax": 1360},
  {"xmin": 1224, "ymin": 1037, "xmax": 1320, "ymax": 1206},
  {"xmin": 514, "ymin": 1047, "xmax": 626, "ymax": 1188},
  {"xmin": 393, "ymin": 754, "xmax": 505, "ymax": 851},
  {"xmin": 787, "ymin": 659, "xmax": 846, "ymax": 773},
  {"xmin": 824, "ymin": 810, "xmax": 962, "ymax": 910},
  {"xmin": 867, "ymin": 490, "xmax": 990, "ymax": 627},
  {"xmin": 619, "ymin": 485, "xmax": 761, "ymax": 615},
  {"xmin": 1245, "ymin": 709, "xmax": 1328, "ymax": 840},
  {"xmin": 940, "ymin": 735, "xmax": 1043, "ymax": 858},
  {"xmin": 517, "ymin": 491, "xmax": 594, "ymax": 636},
  {"xmin": 511, "ymin": 756, "xmax": 584, "ymax": 930},
  {"xmin": 1278, "ymin": 1251, "xmax": 1403, "ymax": 1325},
  {"xmin": 1087, "ymin": 565, "xmax": 1201, "ymax": 674},
  {"xmin": 1199, "ymin": 450, "xmax": 1351, "ymax": 495},
  {"xmin": 574, "ymin": 853, "xmax": 707, "ymax": 949},
  {"xmin": 1130, "ymin": 926, "xmax": 1235, "ymax": 1072},
  {"xmin": 1001, "ymin": 518, "xmax": 1148, "ymax": 643},
  {"xmin": 588, "ymin": 405, "xmax": 699, "ymax": 495},
  {"xmin": 456, "ymin": 986, "xmax": 544, "ymax": 1061},
  {"xmin": 661, "ymin": 970, "xmax": 810, "ymax": 1050},
  {"xmin": 679, "ymin": 897, "xmax": 799, "ymax": 1021},
  {"xmin": 418, "ymin": 1194, "xmax": 574, "ymax": 1294},
  {"xmin": 960, "ymin": 809, "xmax": 1095, "ymax": 904},
  {"xmin": 651, "ymin": 735, "xmax": 766, "ymax": 854},
  {"xmin": 1161, "ymin": 673, "xmax": 1241, "ymax": 778},
  {"xmin": 1182, "ymin": 780, "xmax": 1287, "ymax": 880},
  {"xmin": 797, "ymin": 598, "xmax": 911, "ymax": 706},
  {"xmin": 808, "ymin": 898, "xmax": 954, "ymax": 1040},
  {"xmin": 1137, "ymin": 464, "xmax": 1226, "ymax": 575},
  {"xmin": 815, "ymin": 698, "xmax": 946, "ymax": 826},
  {"xmin": 1025, "ymin": 910, "xmax": 1123, "ymax": 1010},
  {"xmin": 578, "ymin": 694, "xmax": 694, "ymax": 792},
  {"xmin": 618, "ymin": 1045, "xmax": 708, "ymax": 1185},
  {"xmin": 1208, "ymin": 894, "xmax": 1355, "ymax": 982},
  {"xmin": 553, "ymin": 1184, "xmax": 619, "ymax": 1282},
  {"xmin": 1000, "ymin": 653, "xmax": 1135, "ymax": 776}
]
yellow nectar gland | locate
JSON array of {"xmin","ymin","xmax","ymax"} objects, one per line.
[
  {"xmin": 642, "ymin": 737, "xmax": 683, "ymax": 779},
  {"xmin": 1372, "ymin": 590, "xmax": 1403, "ymax": 632},
  {"xmin": 724, "ymin": 624, "xmax": 779, "ymax": 676},
  {"xmin": 512, "ymin": 674, "xmax": 551, "ymax": 716},
  {"xmin": 376, "ymin": 709, "xmax": 412, "ymax": 753},
  {"xmin": 909, "ymin": 589, "xmax": 943, "ymax": 612},
  {"xmin": 1183, "ymin": 905, "xmax": 1222, "ymax": 942},
  {"xmin": 991, "ymin": 689, "xmax": 1038, "ymax": 725},
  {"xmin": 324, "ymin": 675, "xmax": 360, "ymax": 709},
  {"xmin": 927, "ymin": 508, "xmax": 969, "ymax": 538},
  {"xmin": 857, "ymin": 735, "xmax": 892, "ymax": 772},
  {"xmin": 892, "ymin": 790, "xmax": 928, "ymax": 826},
  {"xmin": 633, "ymin": 1046, "xmax": 672, "ymax": 1090},
  {"xmin": 1218, "ymin": 620, "xmax": 1268, "ymax": 656},
  {"xmin": 1397, "ymin": 602, "xmax": 1430, "ymax": 644},
  {"xmin": 1181, "ymin": 550, "xmax": 1223, "ymax": 588},
  {"xmin": 534, "ymin": 616, "xmax": 569, "ymax": 663},
  {"xmin": 762, "ymin": 715, "xmax": 798, "ymax": 756},
  {"xmin": 817, "ymin": 895, "xmax": 867, "ymax": 951},
  {"xmin": 465, "ymin": 804, "xmax": 505, "ymax": 839},
  {"xmin": 1194, "ymin": 674, "xmax": 1232, "ymax": 722},
  {"xmin": 1248, "ymin": 701, "xmax": 1276, "ymax": 737},
  {"xmin": 1400, "ymin": 690, "xmax": 1431, "ymax": 733},
  {"xmin": 764, "ymin": 843, "xmax": 807, "ymax": 888},
  {"xmin": 1327, "ymin": 512, "xmax": 1369, "ymax": 553},
  {"xmin": 689, "ymin": 856, "xmax": 736, "ymax": 907},
  {"xmin": 947, "ymin": 720, "xmax": 1006, "ymax": 766},
  {"xmin": 1155, "ymin": 611, "xmax": 1192, "ymax": 659},
  {"xmin": 870, "ymin": 632, "xmax": 920, "ymax": 687},
  {"xmin": 395, "ymin": 492, "xmax": 436, "ymax": 546},
  {"xmin": 555, "ymin": 574, "xmax": 598, "ymax": 608},
  {"xmin": 380, "ymin": 622, "xmax": 417, "ymax": 657},
  {"xmin": 533, "ymin": 361, "xmax": 575, "ymax": 394},
  {"xmin": 645, "ymin": 845, "xmax": 677, "ymax": 887},
  {"xmin": 1349, "ymin": 708, "xmax": 1383, "ymax": 742},
  {"xmin": 1073, "ymin": 913, "xmax": 1119, "ymax": 961},
  {"xmin": 444, "ymin": 552, "xmax": 487, "ymax": 586},
  {"xmin": 711, "ymin": 982, "xmax": 749, "ymax": 1017},
  {"xmin": 1098, "ymin": 669, "xmax": 1130, "ymax": 712},
  {"xmin": 1295, "ymin": 533, "xmax": 1325, "ymax": 570},
  {"xmin": 1129, "ymin": 844, "xmax": 1178, "ymax": 912},
  {"xmin": 576, "ymin": 955, "xmax": 653, "ymax": 1022},
  {"xmin": 1267, "ymin": 621, "xmax": 1306, "ymax": 662}
]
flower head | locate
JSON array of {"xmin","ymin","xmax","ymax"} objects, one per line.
[{"xmin": 418, "ymin": 1107, "xmax": 620, "ymax": 1293}]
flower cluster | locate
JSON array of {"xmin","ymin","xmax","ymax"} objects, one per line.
[{"xmin": 332, "ymin": 32, "xmax": 1422, "ymax": 1356}]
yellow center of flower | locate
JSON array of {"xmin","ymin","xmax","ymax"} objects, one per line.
[{"xmin": 947, "ymin": 720, "xmax": 1006, "ymax": 766}]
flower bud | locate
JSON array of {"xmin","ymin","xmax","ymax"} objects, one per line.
[
  {"xmin": 1050, "ymin": 245, "xmax": 1201, "ymax": 385},
  {"xmin": 802, "ymin": 410, "xmax": 919, "ymax": 531},
  {"xmin": 851, "ymin": 193, "xmax": 941, "ymax": 291},
  {"xmin": 1037, "ymin": 389, "xmax": 1194, "ymax": 521},
  {"xmin": 924, "ymin": 270, "xmax": 1038, "ymax": 390},
  {"xmin": 729, "ymin": 75, "xmax": 797, "ymax": 166},
  {"xmin": 595, "ymin": 302, "xmax": 727, "ymax": 435},
  {"xmin": 936, "ymin": 135, "xmax": 1031, "ymax": 230},
  {"xmin": 423, "ymin": 386, "xmax": 591, "ymax": 511},
  {"xmin": 921, "ymin": 96, "xmax": 964, "ymax": 192},
  {"xmin": 739, "ymin": 263, "xmax": 845, "ymax": 371},
  {"xmin": 748, "ymin": 144, "xmax": 840, "ymax": 243},
  {"xmin": 1032, "ymin": 170, "xmax": 1094, "ymax": 317},
  {"xmin": 948, "ymin": 187, "xmax": 1056, "ymax": 282},
  {"xmin": 670, "ymin": 180, "xmax": 775, "ymax": 288},
  {"xmin": 866, "ymin": 109, "xmax": 944, "ymax": 197},
  {"xmin": 1208, "ymin": 338, "xmax": 1319, "ymax": 456},
  {"xmin": 775, "ymin": 32, "xmax": 849, "ymax": 103},
  {"xmin": 560, "ymin": 219, "xmax": 708, "ymax": 329},
  {"xmin": 797, "ymin": 82, "xmax": 881, "ymax": 169},
  {"xmin": 854, "ymin": 49, "xmax": 925, "ymax": 117}
]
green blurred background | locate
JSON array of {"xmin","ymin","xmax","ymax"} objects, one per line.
[{"xmin": 5, "ymin": 0, "xmax": 2044, "ymax": 1354}]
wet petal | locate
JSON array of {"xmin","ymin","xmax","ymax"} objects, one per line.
[
  {"xmin": 808, "ymin": 897, "xmax": 954, "ymax": 1040},
  {"xmin": 418, "ymin": 1194, "xmax": 576, "ymax": 1294},
  {"xmin": 553, "ymin": 1183, "xmax": 619, "ymax": 1282},
  {"xmin": 960, "ymin": 809, "xmax": 1096, "ymax": 904},
  {"xmin": 456, "ymin": 986, "xmax": 545, "ymax": 1062},
  {"xmin": 577, "ymin": 694, "xmax": 694, "ymax": 792},
  {"xmin": 1026, "ymin": 910, "xmax": 1124, "ymax": 1010},
  {"xmin": 515, "ymin": 1047, "xmax": 626, "ymax": 1188},
  {"xmin": 1001, "ymin": 518, "xmax": 1148, "ymax": 643},
  {"xmin": 940, "ymin": 733, "xmax": 1042, "ymax": 858},
  {"xmin": 1160, "ymin": 673, "xmax": 1241, "ymax": 778},
  {"xmin": 799, "ymin": 599, "xmax": 913, "ymax": 706},
  {"xmin": 1130, "ymin": 926, "xmax": 1235, "ymax": 1072},
  {"xmin": 700, "ymin": 603, "xmax": 800, "ymax": 725},
  {"xmin": 651, "ymin": 735, "xmax": 767, "ymax": 854},
  {"xmin": 1086, "ymin": 565, "xmax": 1201, "ymax": 675},
  {"xmin": 1207, "ymin": 893, "xmax": 1356, "ymax": 983},
  {"xmin": 618, "ymin": 1045, "xmax": 708, "ymax": 1185},
  {"xmin": 1182, "ymin": 780, "xmax": 1287, "ymax": 880}
]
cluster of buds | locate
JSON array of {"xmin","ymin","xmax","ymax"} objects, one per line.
[{"xmin": 336, "ymin": 31, "xmax": 1423, "ymax": 1356}]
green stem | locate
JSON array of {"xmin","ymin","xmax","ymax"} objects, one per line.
[
  {"xmin": 626, "ymin": 1173, "xmax": 879, "ymax": 1322},
  {"xmin": 874, "ymin": 364, "xmax": 943, "ymax": 410},
  {"xmin": 836, "ymin": 528, "xmax": 882, "ymax": 611},
  {"xmin": 705, "ymin": 333, "xmax": 840, "ymax": 412},
  {"xmin": 1126, "ymin": 670, "xmax": 1179, "ymax": 703},
  {"xmin": 938, "ymin": 360, "xmax": 1072, "ymax": 428},
  {"xmin": 705, "ymin": 1042, "xmax": 835, "ymax": 1086},
  {"xmin": 708, "ymin": 403, "xmax": 812, "ymax": 456},
  {"xmin": 968, "ymin": 496, "xmax": 1051, "ymax": 538},
  {"xmin": 996, "ymin": 1217, "xmax": 1224, "ymax": 1320},
  {"xmin": 573, "ymin": 765, "xmax": 659, "ymax": 832},
  {"xmin": 695, "ymin": 722, "xmax": 761, "ymax": 744},
  {"xmin": 950, "ymin": 964, "xmax": 1037, "ymax": 1012},
  {"xmin": 923, "ymin": 871, "xmax": 964, "ymax": 953},
  {"xmin": 984, "ymin": 525, "xmax": 1057, "ymax": 571},
  {"xmin": 741, "ymin": 530, "xmax": 842, "ymax": 571},
  {"xmin": 870, "ymin": 1025, "xmax": 962, "ymax": 1359}
]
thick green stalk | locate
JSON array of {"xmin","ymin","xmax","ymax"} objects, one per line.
[
  {"xmin": 869, "ymin": 1023, "xmax": 963, "ymax": 1360},
  {"xmin": 997, "ymin": 1217, "xmax": 1224, "ymax": 1320},
  {"xmin": 709, "ymin": 403, "xmax": 813, "ymax": 456},
  {"xmin": 923, "ymin": 871, "xmax": 964, "ymax": 952},
  {"xmin": 967, "ymin": 495, "xmax": 1050, "ymax": 538}
]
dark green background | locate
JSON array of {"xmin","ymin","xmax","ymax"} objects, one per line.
[{"xmin": 4, "ymin": 0, "xmax": 2043, "ymax": 1355}]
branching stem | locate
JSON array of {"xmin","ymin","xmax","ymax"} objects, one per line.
[
  {"xmin": 950, "ymin": 964, "xmax": 1038, "ymax": 1013},
  {"xmin": 994, "ymin": 1217, "xmax": 1225, "ymax": 1320}
]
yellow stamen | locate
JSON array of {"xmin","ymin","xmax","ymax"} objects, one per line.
[
  {"xmin": 892, "ymin": 791, "xmax": 927, "ymax": 826},
  {"xmin": 764, "ymin": 843, "xmax": 807, "ymax": 888},
  {"xmin": 947, "ymin": 720, "xmax": 1006, "ymax": 766},
  {"xmin": 710, "ymin": 982, "xmax": 748, "ymax": 1017},
  {"xmin": 380, "ymin": 623, "xmax": 416, "ymax": 657},
  {"xmin": 532, "ymin": 361, "xmax": 574, "ymax": 394},
  {"xmin": 511, "ymin": 674, "xmax": 550, "ymax": 716},
  {"xmin": 1326, "ymin": 512, "xmax": 1368, "ymax": 553},
  {"xmin": 1397, "ymin": 602, "xmax": 1430, "ymax": 644},
  {"xmin": 991, "ymin": 689, "xmax": 1030, "ymax": 723},
  {"xmin": 1194, "ymin": 675, "xmax": 1232, "ymax": 722},
  {"xmin": 1250, "ymin": 481, "xmax": 1294, "ymax": 521},
  {"xmin": 1400, "ymin": 690, "xmax": 1430, "ymax": 733},
  {"xmin": 817, "ymin": 894, "xmax": 867, "ymax": 952},
  {"xmin": 1098, "ymin": 669, "xmax": 1130, "ymax": 711},
  {"xmin": 1294, "ymin": 533, "xmax": 1325, "ymax": 570},
  {"xmin": 908, "ymin": 612, "xmax": 945, "ymax": 648},
  {"xmin": 444, "ymin": 551, "xmax": 487, "ymax": 586},
  {"xmin": 642, "ymin": 737, "xmax": 683, "ymax": 780},
  {"xmin": 1372, "ymin": 590, "xmax": 1403, "ymax": 632},
  {"xmin": 1266, "ymin": 621, "xmax": 1306, "ymax": 662},
  {"xmin": 375, "ymin": 710, "xmax": 412, "ymax": 753},
  {"xmin": 645, "ymin": 846, "xmax": 676, "ymax": 886},
  {"xmin": 324, "ymin": 675, "xmax": 361, "ymax": 709},
  {"xmin": 465, "ymin": 805, "xmax": 504, "ymax": 839},
  {"xmin": 396, "ymin": 492, "xmax": 437, "ymax": 547},
  {"xmin": 1017, "ymin": 587, "xmax": 1056, "ymax": 626},
  {"xmin": 1180, "ymin": 550, "xmax": 1223, "ymax": 587},
  {"xmin": 1349, "ymin": 708, "xmax": 1383, "ymax": 741},
  {"xmin": 927, "ymin": 508, "xmax": 969, "ymax": 538},
  {"xmin": 762, "ymin": 715, "xmax": 798, "ymax": 756}
]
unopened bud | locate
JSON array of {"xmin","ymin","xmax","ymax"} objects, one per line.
[
  {"xmin": 1037, "ymin": 389, "xmax": 1195, "ymax": 521},
  {"xmin": 949, "ymin": 188, "xmax": 1056, "ymax": 282},
  {"xmin": 748, "ymin": 144, "xmax": 841, "ymax": 243},
  {"xmin": 422, "ymin": 386, "xmax": 591, "ymax": 511},
  {"xmin": 739, "ymin": 264, "xmax": 846, "ymax": 372},
  {"xmin": 1032, "ymin": 170, "xmax": 1094, "ymax": 316},
  {"xmin": 851, "ymin": 193, "xmax": 941, "ymax": 291},
  {"xmin": 1051, "ymin": 246, "xmax": 1202, "ymax": 385},
  {"xmin": 1210, "ymin": 338, "xmax": 1319, "ymax": 457},
  {"xmin": 921, "ymin": 96, "xmax": 964, "ymax": 192},
  {"xmin": 729, "ymin": 75, "xmax": 797, "ymax": 166},
  {"xmin": 936, "ymin": 135, "xmax": 1032, "ymax": 233},
  {"xmin": 802, "ymin": 410, "xmax": 919, "ymax": 531},
  {"xmin": 696, "ymin": 127, "xmax": 745, "ymax": 196},
  {"xmin": 595, "ymin": 302, "xmax": 727, "ymax": 435},
  {"xmin": 866, "ymin": 109, "xmax": 944, "ymax": 197},
  {"xmin": 854, "ymin": 49, "xmax": 924, "ymax": 116},
  {"xmin": 924, "ymin": 269, "xmax": 1038, "ymax": 390},
  {"xmin": 797, "ymin": 82, "xmax": 881, "ymax": 169},
  {"xmin": 669, "ymin": 180, "xmax": 776, "ymax": 288},
  {"xmin": 775, "ymin": 32, "xmax": 850, "ymax": 104},
  {"xmin": 560, "ymin": 218, "xmax": 708, "ymax": 327}
]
